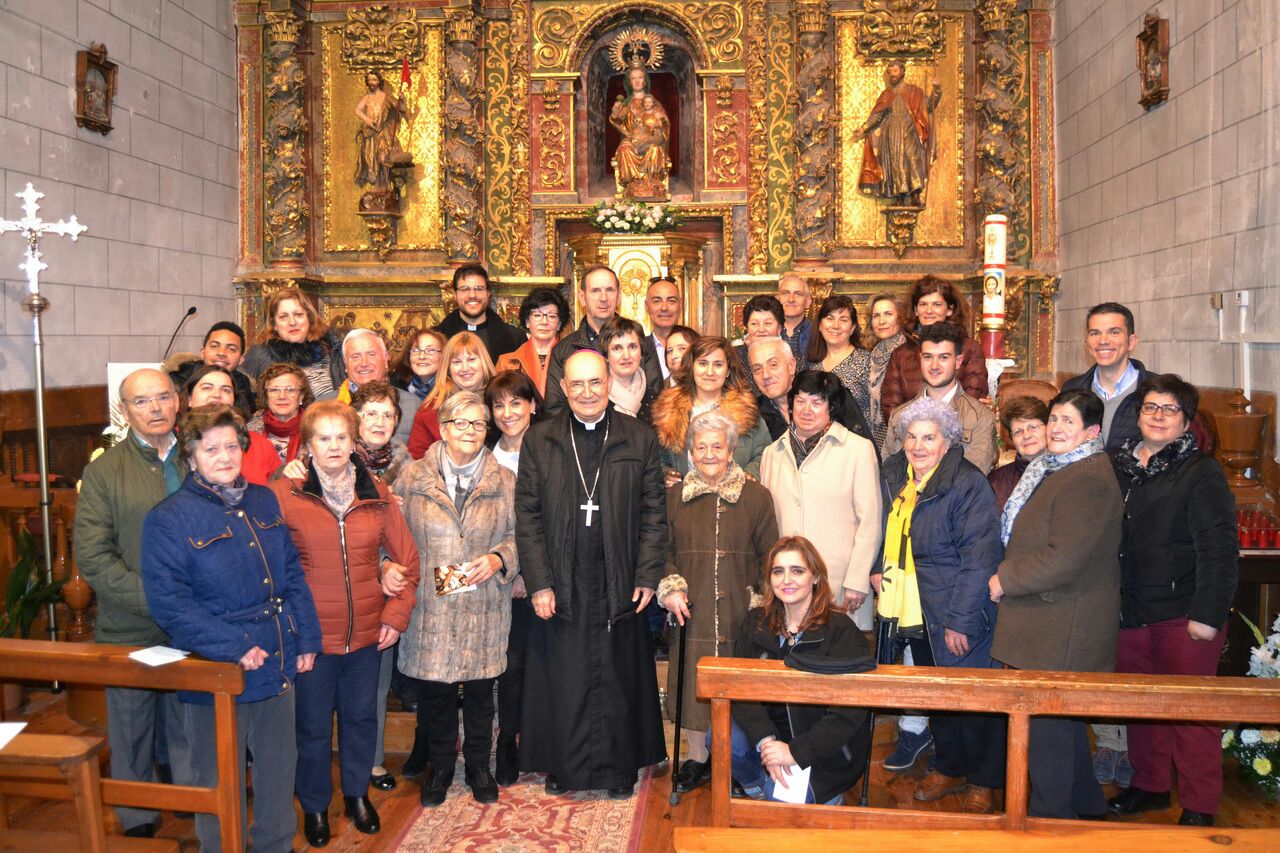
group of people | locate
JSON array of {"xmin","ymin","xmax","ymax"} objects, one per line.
[{"xmin": 73, "ymin": 265, "xmax": 1240, "ymax": 850}]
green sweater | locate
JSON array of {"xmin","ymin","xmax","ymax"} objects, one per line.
[{"xmin": 74, "ymin": 433, "xmax": 179, "ymax": 645}]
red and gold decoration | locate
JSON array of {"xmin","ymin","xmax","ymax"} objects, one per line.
[{"xmin": 233, "ymin": 1, "xmax": 1060, "ymax": 383}]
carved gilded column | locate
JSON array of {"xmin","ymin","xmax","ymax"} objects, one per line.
[
  {"xmin": 263, "ymin": 11, "xmax": 308, "ymax": 263},
  {"xmin": 483, "ymin": 0, "xmax": 531, "ymax": 275},
  {"xmin": 745, "ymin": 0, "xmax": 769, "ymax": 274},
  {"xmin": 974, "ymin": 0, "xmax": 1026, "ymax": 257},
  {"xmin": 792, "ymin": 0, "xmax": 833, "ymax": 261},
  {"xmin": 444, "ymin": 9, "xmax": 484, "ymax": 263}
]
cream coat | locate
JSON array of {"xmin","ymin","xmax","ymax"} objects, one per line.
[
  {"xmin": 394, "ymin": 445, "xmax": 520, "ymax": 683},
  {"xmin": 760, "ymin": 422, "xmax": 884, "ymax": 628}
]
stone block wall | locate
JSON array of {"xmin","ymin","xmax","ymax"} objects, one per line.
[
  {"xmin": 0, "ymin": 0, "xmax": 238, "ymax": 389},
  {"xmin": 1054, "ymin": 0, "xmax": 1280, "ymax": 402}
]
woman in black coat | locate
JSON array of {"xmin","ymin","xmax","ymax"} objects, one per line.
[
  {"xmin": 1106, "ymin": 374, "xmax": 1238, "ymax": 827},
  {"xmin": 728, "ymin": 536, "xmax": 871, "ymax": 805}
]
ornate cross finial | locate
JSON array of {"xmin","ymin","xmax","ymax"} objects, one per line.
[{"xmin": 0, "ymin": 183, "xmax": 88, "ymax": 294}]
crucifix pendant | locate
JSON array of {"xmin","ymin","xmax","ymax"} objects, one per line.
[{"xmin": 580, "ymin": 497, "xmax": 600, "ymax": 527}]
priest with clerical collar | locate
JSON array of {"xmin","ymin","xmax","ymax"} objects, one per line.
[{"xmin": 514, "ymin": 349, "xmax": 668, "ymax": 799}]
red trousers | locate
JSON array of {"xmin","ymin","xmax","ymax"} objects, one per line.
[{"xmin": 1115, "ymin": 616, "xmax": 1227, "ymax": 814}]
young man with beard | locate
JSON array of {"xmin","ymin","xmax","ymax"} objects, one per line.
[{"xmin": 436, "ymin": 265, "xmax": 527, "ymax": 363}]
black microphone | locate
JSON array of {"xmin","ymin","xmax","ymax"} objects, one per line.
[{"xmin": 163, "ymin": 306, "xmax": 199, "ymax": 359}]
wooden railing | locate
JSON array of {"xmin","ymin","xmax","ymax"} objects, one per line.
[
  {"xmin": 698, "ymin": 659, "xmax": 1280, "ymax": 834},
  {"xmin": 0, "ymin": 639, "xmax": 245, "ymax": 850}
]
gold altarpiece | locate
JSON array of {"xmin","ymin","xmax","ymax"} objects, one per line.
[{"xmin": 235, "ymin": 0, "xmax": 1059, "ymax": 378}]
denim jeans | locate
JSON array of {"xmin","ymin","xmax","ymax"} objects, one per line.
[{"xmin": 713, "ymin": 720, "xmax": 841, "ymax": 805}]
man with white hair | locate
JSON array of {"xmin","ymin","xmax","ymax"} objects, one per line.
[
  {"xmin": 515, "ymin": 350, "xmax": 668, "ymax": 799},
  {"xmin": 339, "ymin": 328, "xmax": 417, "ymax": 442},
  {"xmin": 748, "ymin": 335, "xmax": 876, "ymax": 447},
  {"xmin": 75, "ymin": 368, "xmax": 192, "ymax": 838}
]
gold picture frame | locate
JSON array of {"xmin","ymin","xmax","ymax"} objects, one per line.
[{"xmin": 75, "ymin": 43, "xmax": 117, "ymax": 134}]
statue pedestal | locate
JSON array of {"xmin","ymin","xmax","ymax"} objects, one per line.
[{"xmin": 567, "ymin": 231, "xmax": 706, "ymax": 331}]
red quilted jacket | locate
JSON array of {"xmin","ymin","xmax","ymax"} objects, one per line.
[
  {"xmin": 879, "ymin": 335, "xmax": 989, "ymax": 414},
  {"xmin": 269, "ymin": 458, "xmax": 420, "ymax": 655}
]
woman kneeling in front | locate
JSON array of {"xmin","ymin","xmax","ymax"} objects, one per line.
[{"xmin": 727, "ymin": 536, "xmax": 872, "ymax": 804}]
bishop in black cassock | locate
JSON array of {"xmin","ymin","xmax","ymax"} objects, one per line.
[{"xmin": 515, "ymin": 350, "xmax": 668, "ymax": 797}]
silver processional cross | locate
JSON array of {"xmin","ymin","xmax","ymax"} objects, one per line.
[{"xmin": 0, "ymin": 183, "xmax": 88, "ymax": 650}]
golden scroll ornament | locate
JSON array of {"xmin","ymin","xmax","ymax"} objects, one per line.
[{"xmin": 341, "ymin": 5, "xmax": 424, "ymax": 70}]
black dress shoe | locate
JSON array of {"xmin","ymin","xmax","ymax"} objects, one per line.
[
  {"xmin": 123, "ymin": 821, "xmax": 156, "ymax": 839},
  {"xmin": 370, "ymin": 771, "xmax": 397, "ymax": 791},
  {"xmin": 495, "ymin": 734, "xmax": 519, "ymax": 787},
  {"xmin": 402, "ymin": 740, "xmax": 430, "ymax": 779},
  {"xmin": 673, "ymin": 759, "xmax": 711, "ymax": 793},
  {"xmin": 343, "ymin": 795, "xmax": 380, "ymax": 835},
  {"xmin": 465, "ymin": 764, "xmax": 500, "ymax": 804},
  {"xmin": 302, "ymin": 812, "xmax": 330, "ymax": 848},
  {"xmin": 421, "ymin": 767, "xmax": 454, "ymax": 808},
  {"xmin": 1179, "ymin": 809, "xmax": 1215, "ymax": 826},
  {"xmin": 607, "ymin": 783, "xmax": 635, "ymax": 800},
  {"xmin": 544, "ymin": 774, "xmax": 568, "ymax": 796},
  {"xmin": 1107, "ymin": 787, "xmax": 1172, "ymax": 815}
]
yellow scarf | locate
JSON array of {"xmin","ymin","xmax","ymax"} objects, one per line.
[{"xmin": 876, "ymin": 461, "xmax": 936, "ymax": 631}]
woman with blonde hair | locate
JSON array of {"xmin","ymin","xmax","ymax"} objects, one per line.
[
  {"xmin": 407, "ymin": 332, "xmax": 496, "ymax": 458},
  {"xmin": 241, "ymin": 287, "xmax": 346, "ymax": 400}
]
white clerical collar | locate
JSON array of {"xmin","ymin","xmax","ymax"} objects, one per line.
[{"xmin": 573, "ymin": 413, "xmax": 606, "ymax": 431}]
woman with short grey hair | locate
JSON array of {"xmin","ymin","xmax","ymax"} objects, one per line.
[
  {"xmin": 893, "ymin": 396, "xmax": 965, "ymax": 447},
  {"xmin": 874, "ymin": 395, "xmax": 1005, "ymax": 813},
  {"xmin": 658, "ymin": 407, "xmax": 778, "ymax": 794},
  {"xmin": 395, "ymin": 389, "xmax": 519, "ymax": 808}
]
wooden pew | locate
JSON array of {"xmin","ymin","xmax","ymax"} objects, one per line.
[
  {"xmin": 674, "ymin": 826, "xmax": 1280, "ymax": 852},
  {"xmin": 0, "ymin": 639, "xmax": 244, "ymax": 850},
  {"xmin": 697, "ymin": 659, "xmax": 1280, "ymax": 837}
]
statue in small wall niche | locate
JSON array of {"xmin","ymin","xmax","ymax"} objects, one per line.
[
  {"xmin": 610, "ymin": 63, "xmax": 671, "ymax": 200},
  {"xmin": 852, "ymin": 59, "xmax": 942, "ymax": 207},
  {"xmin": 354, "ymin": 70, "xmax": 411, "ymax": 191}
]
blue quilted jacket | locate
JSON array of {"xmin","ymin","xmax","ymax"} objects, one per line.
[{"xmin": 141, "ymin": 475, "xmax": 322, "ymax": 704}]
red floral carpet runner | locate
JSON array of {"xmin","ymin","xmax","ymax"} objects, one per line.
[{"xmin": 393, "ymin": 767, "xmax": 654, "ymax": 851}]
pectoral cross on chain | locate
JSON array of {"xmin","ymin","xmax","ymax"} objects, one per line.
[{"xmin": 580, "ymin": 496, "xmax": 600, "ymax": 527}]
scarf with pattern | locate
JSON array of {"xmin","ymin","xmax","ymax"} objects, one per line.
[
  {"xmin": 192, "ymin": 470, "xmax": 248, "ymax": 507},
  {"xmin": 1000, "ymin": 436, "xmax": 1104, "ymax": 545},
  {"xmin": 315, "ymin": 461, "xmax": 356, "ymax": 516},
  {"xmin": 1113, "ymin": 430, "xmax": 1197, "ymax": 484}
]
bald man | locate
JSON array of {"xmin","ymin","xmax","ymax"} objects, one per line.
[
  {"xmin": 75, "ymin": 368, "xmax": 192, "ymax": 837},
  {"xmin": 515, "ymin": 350, "xmax": 668, "ymax": 798}
]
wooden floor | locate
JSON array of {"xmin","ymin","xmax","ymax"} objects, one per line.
[{"xmin": 3, "ymin": 688, "xmax": 1278, "ymax": 851}]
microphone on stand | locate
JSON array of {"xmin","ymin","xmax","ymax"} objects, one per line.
[{"xmin": 163, "ymin": 306, "xmax": 199, "ymax": 359}]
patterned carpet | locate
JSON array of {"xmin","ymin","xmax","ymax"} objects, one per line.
[{"xmin": 393, "ymin": 766, "xmax": 655, "ymax": 852}]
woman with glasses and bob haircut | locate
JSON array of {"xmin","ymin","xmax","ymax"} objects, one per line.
[
  {"xmin": 395, "ymin": 391, "xmax": 521, "ymax": 808},
  {"xmin": 497, "ymin": 287, "xmax": 571, "ymax": 397},
  {"xmin": 1105, "ymin": 374, "xmax": 1238, "ymax": 827},
  {"xmin": 726, "ymin": 535, "xmax": 872, "ymax": 805},
  {"xmin": 247, "ymin": 362, "xmax": 314, "ymax": 466}
]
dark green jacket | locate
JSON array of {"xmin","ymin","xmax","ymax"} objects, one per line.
[{"xmin": 74, "ymin": 432, "xmax": 179, "ymax": 645}]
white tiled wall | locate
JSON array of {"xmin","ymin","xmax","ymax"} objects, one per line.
[
  {"xmin": 1054, "ymin": 0, "xmax": 1280, "ymax": 402},
  {"xmin": 0, "ymin": 0, "xmax": 239, "ymax": 389}
]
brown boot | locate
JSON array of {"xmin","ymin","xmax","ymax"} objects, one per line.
[
  {"xmin": 961, "ymin": 784, "xmax": 995, "ymax": 813},
  {"xmin": 913, "ymin": 770, "xmax": 967, "ymax": 802}
]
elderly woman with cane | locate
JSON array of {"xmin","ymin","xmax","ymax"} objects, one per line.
[{"xmin": 659, "ymin": 410, "xmax": 778, "ymax": 796}]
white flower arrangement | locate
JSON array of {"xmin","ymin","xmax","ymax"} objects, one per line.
[
  {"xmin": 1224, "ymin": 613, "xmax": 1280, "ymax": 799},
  {"xmin": 590, "ymin": 201, "xmax": 679, "ymax": 234}
]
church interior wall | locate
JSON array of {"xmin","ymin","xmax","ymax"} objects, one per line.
[
  {"xmin": 1054, "ymin": 0, "xmax": 1280, "ymax": 403},
  {"xmin": 0, "ymin": 0, "xmax": 240, "ymax": 390}
]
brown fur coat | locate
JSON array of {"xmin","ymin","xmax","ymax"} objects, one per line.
[{"xmin": 651, "ymin": 386, "xmax": 761, "ymax": 454}]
